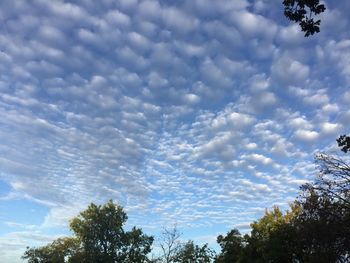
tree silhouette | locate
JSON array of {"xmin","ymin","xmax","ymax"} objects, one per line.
[
  {"xmin": 337, "ymin": 135, "xmax": 350, "ymax": 153},
  {"xmin": 283, "ymin": 0, "xmax": 326, "ymax": 36}
]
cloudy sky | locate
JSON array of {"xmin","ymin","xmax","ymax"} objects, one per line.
[{"xmin": 0, "ymin": 0, "xmax": 350, "ymax": 261}]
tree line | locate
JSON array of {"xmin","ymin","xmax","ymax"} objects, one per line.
[{"xmin": 22, "ymin": 135, "xmax": 350, "ymax": 262}]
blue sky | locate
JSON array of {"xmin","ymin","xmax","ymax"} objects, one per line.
[{"xmin": 0, "ymin": 0, "xmax": 350, "ymax": 261}]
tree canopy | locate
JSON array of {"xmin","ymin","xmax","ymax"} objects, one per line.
[{"xmin": 173, "ymin": 241, "xmax": 215, "ymax": 263}]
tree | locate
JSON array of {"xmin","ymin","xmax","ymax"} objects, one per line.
[
  {"xmin": 306, "ymin": 153, "xmax": 350, "ymax": 207},
  {"xmin": 215, "ymin": 229, "xmax": 243, "ymax": 263},
  {"xmin": 294, "ymin": 188, "xmax": 350, "ymax": 262},
  {"xmin": 23, "ymin": 200, "xmax": 153, "ymax": 263},
  {"xmin": 283, "ymin": 0, "xmax": 326, "ymax": 36},
  {"xmin": 296, "ymin": 152, "xmax": 350, "ymax": 261},
  {"xmin": 174, "ymin": 240, "xmax": 215, "ymax": 263},
  {"xmin": 22, "ymin": 237, "xmax": 81, "ymax": 263},
  {"xmin": 157, "ymin": 226, "xmax": 182, "ymax": 263},
  {"xmin": 246, "ymin": 205, "xmax": 302, "ymax": 263}
]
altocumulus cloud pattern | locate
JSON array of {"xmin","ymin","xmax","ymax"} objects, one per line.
[{"xmin": 0, "ymin": 0, "xmax": 350, "ymax": 261}]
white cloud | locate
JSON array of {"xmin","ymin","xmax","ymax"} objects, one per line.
[
  {"xmin": 294, "ymin": 129, "xmax": 319, "ymax": 142},
  {"xmin": 249, "ymin": 74, "xmax": 270, "ymax": 91},
  {"xmin": 277, "ymin": 24, "xmax": 304, "ymax": 45},
  {"xmin": 322, "ymin": 103, "xmax": 339, "ymax": 113},
  {"xmin": 289, "ymin": 117, "xmax": 313, "ymax": 130},
  {"xmin": 183, "ymin": 93, "xmax": 200, "ymax": 105},
  {"xmin": 231, "ymin": 11, "xmax": 277, "ymax": 39},
  {"xmin": 162, "ymin": 7, "xmax": 199, "ymax": 33},
  {"xmin": 227, "ymin": 112, "xmax": 254, "ymax": 127},
  {"xmin": 303, "ymin": 92, "xmax": 329, "ymax": 106},
  {"xmin": 148, "ymin": 71, "xmax": 168, "ymax": 88},
  {"xmin": 271, "ymin": 56, "xmax": 310, "ymax": 84},
  {"xmin": 321, "ymin": 122, "xmax": 341, "ymax": 135},
  {"xmin": 343, "ymin": 91, "xmax": 350, "ymax": 103},
  {"xmin": 106, "ymin": 10, "xmax": 131, "ymax": 28},
  {"xmin": 138, "ymin": 0, "xmax": 162, "ymax": 21},
  {"xmin": 200, "ymin": 57, "xmax": 233, "ymax": 88},
  {"xmin": 242, "ymin": 153, "xmax": 274, "ymax": 166}
]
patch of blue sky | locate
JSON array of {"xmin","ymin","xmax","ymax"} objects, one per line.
[
  {"xmin": 0, "ymin": 197, "xmax": 49, "ymax": 233},
  {"xmin": 0, "ymin": 180, "xmax": 11, "ymax": 197}
]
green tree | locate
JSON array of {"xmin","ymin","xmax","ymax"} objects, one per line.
[
  {"xmin": 246, "ymin": 205, "xmax": 302, "ymax": 263},
  {"xmin": 22, "ymin": 237, "xmax": 81, "ymax": 263},
  {"xmin": 215, "ymin": 229, "xmax": 243, "ymax": 263},
  {"xmin": 293, "ymin": 188, "xmax": 350, "ymax": 262},
  {"xmin": 296, "ymin": 152, "xmax": 350, "ymax": 261},
  {"xmin": 23, "ymin": 200, "xmax": 153, "ymax": 263},
  {"xmin": 174, "ymin": 240, "xmax": 215, "ymax": 263},
  {"xmin": 283, "ymin": 0, "xmax": 326, "ymax": 36}
]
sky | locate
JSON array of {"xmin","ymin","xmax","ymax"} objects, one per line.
[{"xmin": 0, "ymin": 0, "xmax": 350, "ymax": 261}]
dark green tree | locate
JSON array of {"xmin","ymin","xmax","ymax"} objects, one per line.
[
  {"xmin": 296, "ymin": 152, "xmax": 350, "ymax": 261},
  {"xmin": 283, "ymin": 0, "xmax": 326, "ymax": 36},
  {"xmin": 293, "ymin": 188, "xmax": 350, "ymax": 262},
  {"xmin": 174, "ymin": 240, "xmax": 215, "ymax": 263},
  {"xmin": 215, "ymin": 229, "xmax": 243, "ymax": 263}
]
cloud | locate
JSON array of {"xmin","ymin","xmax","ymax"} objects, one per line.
[
  {"xmin": 277, "ymin": 24, "xmax": 305, "ymax": 45},
  {"xmin": 231, "ymin": 11, "xmax": 277, "ymax": 39},
  {"xmin": 271, "ymin": 56, "xmax": 310, "ymax": 84},
  {"xmin": 320, "ymin": 122, "xmax": 342, "ymax": 135},
  {"xmin": 106, "ymin": 9, "xmax": 131, "ymax": 28},
  {"xmin": 162, "ymin": 7, "xmax": 199, "ymax": 33},
  {"xmin": 294, "ymin": 129, "xmax": 319, "ymax": 142},
  {"xmin": 242, "ymin": 154, "xmax": 274, "ymax": 166},
  {"xmin": 303, "ymin": 91, "xmax": 329, "ymax": 106}
]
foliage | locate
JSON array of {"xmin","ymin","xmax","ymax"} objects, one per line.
[
  {"xmin": 22, "ymin": 237, "xmax": 81, "ymax": 263},
  {"xmin": 215, "ymin": 229, "xmax": 243, "ymax": 263},
  {"xmin": 337, "ymin": 135, "xmax": 350, "ymax": 153},
  {"xmin": 174, "ymin": 240, "xmax": 215, "ymax": 263},
  {"xmin": 244, "ymin": 205, "xmax": 302, "ymax": 263},
  {"xmin": 23, "ymin": 200, "xmax": 153, "ymax": 263},
  {"xmin": 69, "ymin": 200, "xmax": 153, "ymax": 262},
  {"xmin": 294, "ymin": 188, "xmax": 350, "ymax": 262},
  {"xmin": 297, "ymin": 152, "xmax": 350, "ymax": 261},
  {"xmin": 283, "ymin": 0, "xmax": 326, "ymax": 36}
]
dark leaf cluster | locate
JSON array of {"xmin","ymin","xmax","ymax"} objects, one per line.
[
  {"xmin": 337, "ymin": 135, "xmax": 350, "ymax": 153},
  {"xmin": 283, "ymin": 0, "xmax": 326, "ymax": 36}
]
